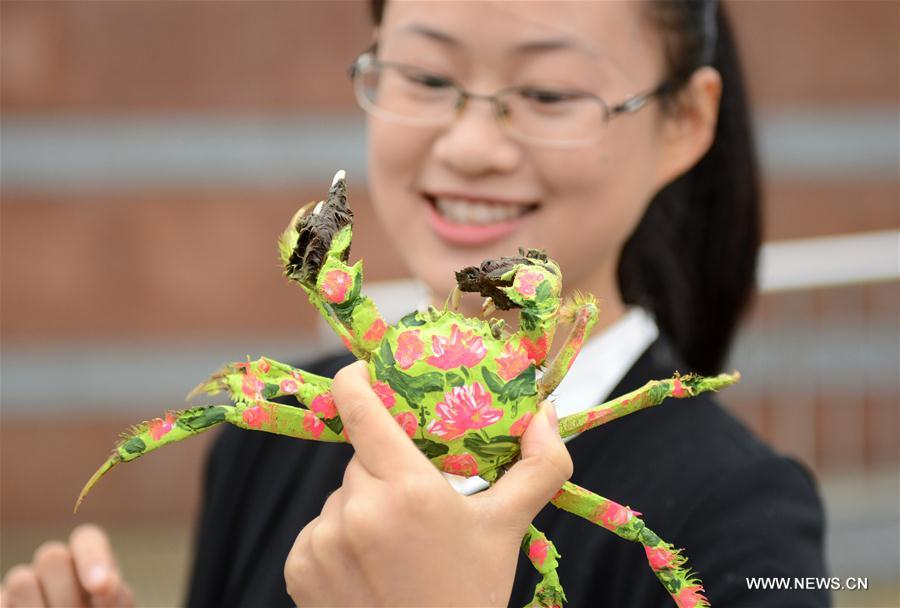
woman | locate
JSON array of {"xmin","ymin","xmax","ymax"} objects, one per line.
[{"xmin": 1, "ymin": 1, "xmax": 828, "ymax": 606}]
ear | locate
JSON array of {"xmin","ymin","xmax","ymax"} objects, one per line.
[{"xmin": 654, "ymin": 66, "xmax": 722, "ymax": 187}]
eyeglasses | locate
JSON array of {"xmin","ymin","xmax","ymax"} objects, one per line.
[{"xmin": 348, "ymin": 53, "xmax": 670, "ymax": 149}]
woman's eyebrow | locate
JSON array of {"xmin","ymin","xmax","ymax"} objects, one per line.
[{"xmin": 394, "ymin": 22, "xmax": 597, "ymax": 58}]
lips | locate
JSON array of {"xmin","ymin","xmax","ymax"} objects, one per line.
[{"xmin": 422, "ymin": 192, "xmax": 539, "ymax": 247}]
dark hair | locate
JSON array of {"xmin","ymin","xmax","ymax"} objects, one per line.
[{"xmin": 368, "ymin": 0, "xmax": 761, "ymax": 375}]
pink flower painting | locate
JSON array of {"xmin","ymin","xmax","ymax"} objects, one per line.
[
  {"xmin": 395, "ymin": 330, "xmax": 424, "ymax": 369},
  {"xmin": 279, "ymin": 379, "xmax": 299, "ymax": 394},
  {"xmin": 520, "ymin": 334, "xmax": 549, "ymax": 364},
  {"xmin": 509, "ymin": 411, "xmax": 535, "ymax": 437},
  {"xmin": 593, "ymin": 501, "xmax": 641, "ymax": 529},
  {"xmin": 241, "ymin": 374, "xmax": 266, "ymax": 401},
  {"xmin": 372, "ymin": 381, "xmax": 397, "ymax": 409},
  {"xmin": 426, "ymin": 324, "xmax": 487, "ymax": 370},
  {"xmin": 394, "ymin": 411, "xmax": 418, "ymax": 438},
  {"xmin": 320, "ymin": 269, "xmax": 352, "ymax": 303},
  {"xmin": 149, "ymin": 413, "xmax": 177, "ymax": 441},
  {"xmin": 242, "ymin": 405, "xmax": 270, "ymax": 429},
  {"xmin": 256, "ymin": 357, "xmax": 271, "ymax": 374},
  {"xmin": 495, "ymin": 342, "xmax": 531, "ymax": 381},
  {"xmin": 303, "ymin": 410, "xmax": 325, "ymax": 439},
  {"xmin": 310, "ymin": 392, "xmax": 338, "ymax": 419},
  {"xmin": 427, "ymin": 383, "xmax": 503, "ymax": 440},
  {"xmin": 674, "ymin": 584, "xmax": 707, "ymax": 608},
  {"xmin": 363, "ymin": 318, "xmax": 387, "ymax": 343},
  {"xmin": 528, "ymin": 538, "xmax": 550, "ymax": 567},
  {"xmin": 442, "ymin": 453, "xmax": 479, "ymax": 476},
  {"xmin": 673, "ymin": 376, "xmax": 685, "ymax": 398},
  {"xmin": 515, "ymin": 269, "xmax": 544, "ymax": 297},
  {"xmin": 645, "ymin": 546, "xmax": 677, "ymax": 571}
]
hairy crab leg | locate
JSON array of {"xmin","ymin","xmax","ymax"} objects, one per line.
[
  {"xmin": 188, "ymin": 356, "xmax": 333, "ymax": 408},
  {"xmin": 557, "ymin": 372, "xmax": 740, "ymax": 440},
  {"xmin": 551, "ymin": 482, "xmax": 709, "ymax": 608},
  {"xmin": 521, "ymin": 524, "xmax": 567, "ymax": 608},
  {"xmin": 279, "ymin": 170, "xmax": 388, "ymax": 361},
  {"xmin": 536, "ymin": 293, "xmax": 600, "ymax": 401},
  {"xmin": 75, "ymin": 399, "xmax": 346, "ymax": 512}
]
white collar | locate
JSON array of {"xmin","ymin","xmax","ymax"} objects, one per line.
[{"xmin": 445, "ymin": 307, "xmax": 659, "ymax": 496}]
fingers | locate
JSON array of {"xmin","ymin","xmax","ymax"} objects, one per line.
[
  {"xmin": 481, "ymin": 401, "xmax": 573, "ymax": 527},
  {"xmin": 331, "ymin": 361, "xmax": 424, "ymax": 478},
  {"xmin": 3, "ymin": 564, "xmax": 46, "ymax": 607},
  {"xmin": 69, "ymin": 525, "xmax": 122, "ymax": 604},
  {"xmin": 32, "ymin": 542, "xmax": 86, "ymax": 608}
]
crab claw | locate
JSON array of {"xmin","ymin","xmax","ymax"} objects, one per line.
[
  {"xmin": 455, "ymin": 248, "xmax": 556, "ymax": 309},
  {"xmin": 279, "ymin": 169, "xmax": 354, "ymax": 287}
]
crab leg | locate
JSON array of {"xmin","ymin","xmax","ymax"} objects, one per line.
[
  {"xmin": 279, "ymin": 171, "xmax": 388, "ymax": 360},
  {"xmin": 187, "ymin": 356, "xmax": 333, "ymax": 407},
  {"xmin": 557, "ymin": 371, "xmax": 740, "ymax": 439},
  {"xmin": 536, "ymin": 293, "xmax": 600, "ymax": 400},
  {"xmin": 521, "ymin": 524, "xmax": 567, "ymax": 608},
  {"xmin": 75, "ymin": 398, "xmax": 346, "ymax": 512},
  {"xmin": 551, "ymin": 482, "xmax": 709, "ymax": 608}
]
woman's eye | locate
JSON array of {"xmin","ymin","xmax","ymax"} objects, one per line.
[
  {"xmin": 403, "ymin": 70, "xmax": 453, "ymax": 89},
  {"xmin": 519, "ymin": 88, "xmax": 580, "ymax": 104}
]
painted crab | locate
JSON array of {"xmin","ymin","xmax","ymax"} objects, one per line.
[{"xmin": 77, "ymin": 170, "xmax": 738, "ymax": 608}]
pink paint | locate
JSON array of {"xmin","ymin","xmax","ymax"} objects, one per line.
[
  {"xmin": 645, "ymin": 546, "xmax": 677, "ymax": 571},
  {"xmin": 442, "ymin": 453, "xmax": 479, "ymax": 476},
  {"xmin": 515, "ymin": 269, "xmax": 544, "ymax": 297},
  {"xmin": 495, "ymin": 342, "xmax": 531, "ymax": 381},
  {"xmin": 593, "ymin": 501, "xmax": 641, "ymax": 529},
  {"xmin": 241, "ymin": 374, "xmax": 265, "ymax": 400},
  {"xmin": 149, "ymin": 413, "xmax": 176, "ymax": 440},
  {"xmin": 674, "ymin": 584, "xmax": 707, "ymax": 608},
  {"xmin": 303, "ymin": 410, "xmax": 325, "ymax": 439},
  {"xmin": 509, "ymin": 411, "xmax": 534, "ymax": 437},
  {"xmin": 363, "ymin": 318, "xmax": 387, "ymax": 343},
  {"xmin": 427, "ymin": 382, "xmax": 503, "ymax": 440},
  {"xmin": 320, "ymin": 269, "xmax": 352, "ymax": 303},
  {"xmin": 372, "ymin": 381, "xmax": 397, "ymax": 408},
  {"xmin": 673, "ymin": 377, "xmax": 685, "ymax": 398},
  {"xmin": 280, "ymin": 379, "xmax": 299, "ymax": 394},
  {"xmin": 425, "ymin": 200, "xmax": 529, "ymax": 247},
  {"xmin": 257, "ymin": 358, "xmax": 271, "ymax": 374},
  {"xmin": 520, "ymin": 334, "xmax": 549, "ymax": 364},
  {"xmin": 427, "ymin": 324, "xmax": 487, "ymax": 370},
  {"xmin": 310, "ymin": 392, "xmax": 338, "ymax": 419},
  {"xmin": 395, "ymin": 330, "xmax": 424, "ymax": 369},
  {"xmin": 394, "ymin": 411, "xmax": 418, "ymax": 438},
  {"xmin": 528, "ymin": 538, "xmax": 550, "ymax": 567},
  {"xmin": 242, "ymin": 405, "xmax": 271, "ymax": 429}
]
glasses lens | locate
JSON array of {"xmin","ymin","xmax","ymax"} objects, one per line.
[
  {"xmin": 498, "ymin": 89, "xmax": 608, "ymax": 147},
  {"xmin": 353, "ymin": 59, "xmax": 458, "ymax": 126}
]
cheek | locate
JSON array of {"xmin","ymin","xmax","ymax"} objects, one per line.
[{"xmin": 367, "ymin": 119, "xmax": 433, "ymax": 222}]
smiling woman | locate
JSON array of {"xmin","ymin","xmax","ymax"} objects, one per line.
[
  {"xmin": 185, "ymin": 1, "xmax": 826, "ymax": 606},
  {"xmin": 0, "ymin": 1, "xmax": 829, "ymax": 607}
]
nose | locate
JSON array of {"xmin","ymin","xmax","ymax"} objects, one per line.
[{"xmin": 431, "ymin": 95, "xmax": 522, "ymax": 176}]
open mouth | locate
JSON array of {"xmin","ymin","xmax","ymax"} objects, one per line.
[
  {"xmin": 424, "ymin": 194, "xmax": 539, "ymax": 225},
  {"xmin": 421, "ymin": 193, "xmax": 540, "ymax": 247}
]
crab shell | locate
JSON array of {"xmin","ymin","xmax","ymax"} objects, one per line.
[{"xmin": 368, "ymin": 307, "xmax": 545, "ymax": 482}]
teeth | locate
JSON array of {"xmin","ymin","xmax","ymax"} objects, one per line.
[{"xmin": 434, "ymin": 198, "xmax": 529, "ymax": 225}]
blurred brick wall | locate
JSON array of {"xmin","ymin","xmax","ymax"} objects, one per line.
[{"xmin": 2, "ymin": 0, "xmax": 897, "ymax": 526}]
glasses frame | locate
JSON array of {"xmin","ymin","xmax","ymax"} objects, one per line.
[{"xmin": 348, "ymin": 52, "xmax": 671, "ymax": 149}]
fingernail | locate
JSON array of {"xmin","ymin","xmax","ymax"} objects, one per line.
[
  {"xmin": 544, "ymin": 402, "xmax": 558, "ymax": 430},
  {"xmin": 86, "ymin": 564, "xmax": 108, "ymax": 590}
]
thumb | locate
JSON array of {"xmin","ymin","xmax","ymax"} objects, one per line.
[{"xmin": 480, "ymin": 401, "xmax": 573, "ymax": 527}]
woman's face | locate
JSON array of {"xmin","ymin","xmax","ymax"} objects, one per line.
[{"xmin": 367, "ymin": 1, "xmax": 678, "ymax": 316}]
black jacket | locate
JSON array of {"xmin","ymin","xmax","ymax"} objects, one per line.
[{"xmin": 186, "ymin": 337, "xmax": 829, "ymax": 607}]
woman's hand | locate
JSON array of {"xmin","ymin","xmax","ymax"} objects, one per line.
[
  {"xmin": 0, "ymin": 524, "xmax": 134, "ymax": 608},
  {"xmin": 284, "ymin": 361, "xmax": 573, "ymax": 607}
]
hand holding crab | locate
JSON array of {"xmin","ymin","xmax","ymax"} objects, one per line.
[
  {"xmin": 77, "ymin": 171, "xmax": 739, "ymax": 607},
  {"xmin": 285, "ymin": 361, "xmax": 571, "ymax": 607}
]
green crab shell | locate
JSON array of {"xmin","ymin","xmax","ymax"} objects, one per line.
[{"xmin": 367, "ymin": 309, "xmax": 541, "ymax": 481}]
